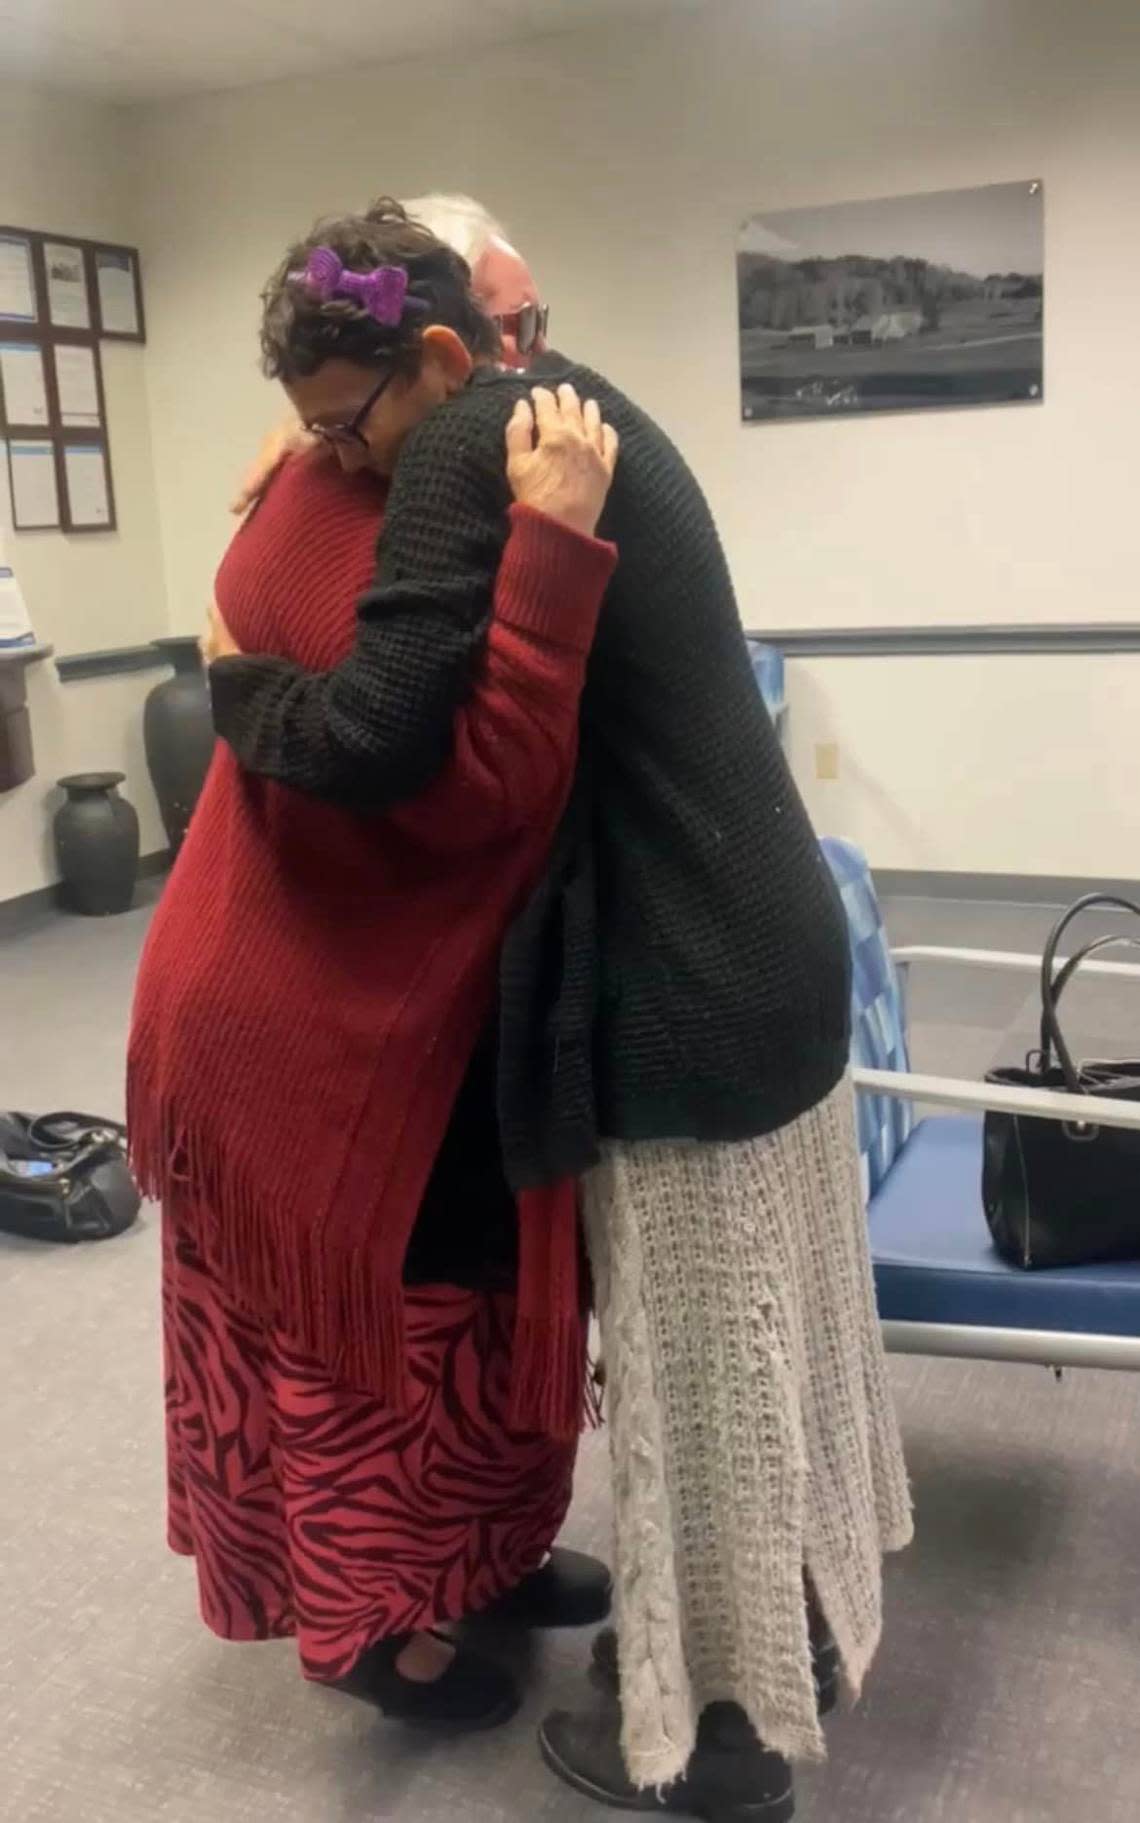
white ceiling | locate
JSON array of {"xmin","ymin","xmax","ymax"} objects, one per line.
[{"xmin": 0, "ymin": 0, "xmax": 694, "ymax": 102}]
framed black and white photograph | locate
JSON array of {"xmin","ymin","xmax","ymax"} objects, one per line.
[{"xmin": 737, "ymin": 180, "xmax": 1044, "ymax": 424}]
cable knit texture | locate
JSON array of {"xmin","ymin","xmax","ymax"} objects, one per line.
[
  {"xmin": 128, "ymin": 452, "xmax": 615, "ymax": 1425},
  {"xmin": 583, "ymin": 1075, "xmax": 913, "ymax": 1788}
]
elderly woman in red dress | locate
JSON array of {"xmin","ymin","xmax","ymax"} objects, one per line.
[{"xmin": 128, "ymin": 211, "xmax": 618, "ymax": 1730}]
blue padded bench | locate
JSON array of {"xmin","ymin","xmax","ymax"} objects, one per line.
[
  {"xmin": 819, "ymin": 838, "xmax": 1140, "ymax": 1374},
  {"xmin": 870, "ymin": 1115, "xmax": 1140, "ymax": 1354}
]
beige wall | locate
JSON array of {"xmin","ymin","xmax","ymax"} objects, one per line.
[
  {"xmin": 785, "ymin": 652, "xmax": 1137, "ymax": 878},
  {"xmin": 0, "ymin": 80, "xmax": 167, "ymax": 899},
  {"xmin": 3, "ymin": 0, "xmax": 1133, "ymax": 897},
  {"xmin": 127, "ymin": 0, "xmax": 1140, "ymax": 882}
]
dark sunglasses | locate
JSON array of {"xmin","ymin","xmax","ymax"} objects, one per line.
[
  {"xmin": 494, "ymin": 302, "xmax": 550, "ymax": 355},
  {"xmin": 307, "ymin": 369, "xmax": 395, "ymax": 448}
]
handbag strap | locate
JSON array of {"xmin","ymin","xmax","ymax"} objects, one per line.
[
  {"xmin": 1047, "ymin": 933, "xmax": 1140, "ymax": 1012},
  {"xmin": 24, "ymin": 1110, "xmax": 127, "ymax": 1154},
  {"xmin": 1039, "ymin": 894, "xmax": 1140, "ymax": 1093}
]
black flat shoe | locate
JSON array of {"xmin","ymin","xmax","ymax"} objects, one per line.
[
  {"xmin": 483, "ymin": 1548, "xmax": 613, "ymax": 1629},
  {"xmin": 539, "ymin": 1699, "xmax": 794, "ymax": 1822},
  {"xmin": 591, "ymin": 1616, "xmax": 839, "ymax": 1718},
  {"xmin": 337, "ymin": 1633, "xmax": 519, "ymax": 1732}
]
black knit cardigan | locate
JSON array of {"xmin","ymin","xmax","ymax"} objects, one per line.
[{"xmin": 210, "ymin": 358, "xmax": 852, "ymax": 1189}]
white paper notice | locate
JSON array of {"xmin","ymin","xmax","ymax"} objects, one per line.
[
  {"xmin": 0, "ymin": 342, "xmax": 49, "ymax": 427},
  {"xmin": 44, "ymin": 242, "xmax": 90, "ymax": 330},
  {"xmin": 94, "ymin": 249, "xmax": 139, "ymax": 336},
  {"xmin": 0, "ymin": 568, "xmax": 34, "ymax": 644},
  {"xmin": 0, "ymin": 530, "xmax": 34, "ymax": 645},
  {"xmin": 0, "ymin": 235, "xmax": 36, "ymax": 323},
  {"xmin": 54, "ymin": 343, "xmax": 101, "ymax": 428},
  {"xmin": 64, "ymin": 443, "xmax": 111, "ymax": 528},
  {"xmin": 9, "ymin": 441, "xmax": 60, "ymax": 529}
]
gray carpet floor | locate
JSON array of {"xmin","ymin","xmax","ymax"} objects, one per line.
[{"xmin": 2, "ymin": 890, "xmax": 1139, "ymax": 1822}]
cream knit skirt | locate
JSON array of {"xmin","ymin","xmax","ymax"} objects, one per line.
[{"xmin": 582, "ymin": 1073, "xmax": 912, "ymax": 1789}]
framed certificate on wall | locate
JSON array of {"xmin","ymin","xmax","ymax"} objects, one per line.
[
  {"xmin": 92, "ymin": 245, "xmax": 145, "ymax": 342},
  {"xmin": 62, "ymin": 440, "xmax": 114, "ymax": 530},
  {"xmin": 44, "ymin": 241, "xmax": 91, "ymax": 330},
  {"xmin": 0, "ymin": 234, "xmax": 37, "ymax": 326},
  {"xmin": 7, "ymin": 440, "xmax": 61, "ymax": 530}
]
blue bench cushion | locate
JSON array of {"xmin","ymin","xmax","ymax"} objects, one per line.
[
  {"xmin": 869, "ymin": 1115, "xmax": 1140, "ymax": 1338},
  {"xmin": 745, "ymin": 638, "xmax": 785, "ymax": 718},
  {"xmin": 821, "ymin": 835, "xmax": 914, "ymax": 1197}
]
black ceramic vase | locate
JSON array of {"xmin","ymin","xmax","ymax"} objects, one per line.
[
  {"xmin": 144, "ymin": 636, "xmax": 214, "ymax": 858},
  {"xmin": 54, "ymin": 772, "xmax": 140, "ymax": 916}
]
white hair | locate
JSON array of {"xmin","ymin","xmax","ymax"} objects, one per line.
[{"xmin": 400, "ymin": 193, "xmax": 507, "ymax": 269}]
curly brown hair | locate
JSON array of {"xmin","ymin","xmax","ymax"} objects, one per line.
[{"xmin": 260, "ymin": 196, "xmax": 500, "ymax": 382}]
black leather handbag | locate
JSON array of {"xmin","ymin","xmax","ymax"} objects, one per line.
[
  {"xmin": 0, "ymin": 1110, "xmax": 140, "ymax": 1243},
  {"xmin": 983, "ymin": 894, "xmax": 1140, "ymax": 1270}
]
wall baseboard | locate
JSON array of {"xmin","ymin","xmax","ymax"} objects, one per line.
[
  {"xmin": 0, "ymin": 851, "xmax": 170, "ymax": 938},
  {"xmin": 875, "ymin": 868, "xmax": 1140, "ymax": 906}
]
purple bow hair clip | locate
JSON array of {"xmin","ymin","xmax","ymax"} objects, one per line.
[{"xmin": 297, "ymin": 246, "xmax": 429, "ymax": 326}]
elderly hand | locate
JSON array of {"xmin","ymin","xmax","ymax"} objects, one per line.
[
  {"xmin": 201, "ymin": 601, "xmax": 241, "ymax": 666},
  {"xmin": 230, "ymin": 415, "xmax": 319, "ymax": 516},
  {"xmin": 505, "ymin": 384, "xmax": 619, "ymax": 541}
]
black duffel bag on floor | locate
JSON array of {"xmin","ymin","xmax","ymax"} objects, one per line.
[
  {"xmin": 0, "ymin": 1110, "xmax": 140, "ymax": 1243},
  {"xmin": 983, "ymin": 894, "xmax": 1140, "ymax": 1270}
]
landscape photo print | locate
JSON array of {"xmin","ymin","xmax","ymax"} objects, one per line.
[{"xmin": 737, "ymin": 180, "xmax": 1043, "ymax": 423}]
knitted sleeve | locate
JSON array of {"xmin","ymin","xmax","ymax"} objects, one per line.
[
  {"xmin": 385, "ymin": 502, "xmax": 613, "ymax": 849},
  {"xmin": 209, "ymin": 390, "xmax": 518, "ymax": 812}
]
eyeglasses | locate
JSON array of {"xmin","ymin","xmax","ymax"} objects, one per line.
[
  {"xmin": 307, "ymin": 369, "xmax": 394, "ymax": 448},
  {"xmin": 493, "ymin": 302, "xmax": 550, "ymax": 355}
]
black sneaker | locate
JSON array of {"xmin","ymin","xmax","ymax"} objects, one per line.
[
  {"xmin": 337, "ymin": 1632, "xmax": 519, "ymax": 1732},
  {"xmin": 482, "ymin": 1548, "xmax": 613, "ymax": 1629},
  {"xmin": 539, "ymin": 1698, "xmax": 794, "ymax": 1822},
  {"xmin": 591, "ymin": 1616, "xmax": 839, "ymax": 1718}
]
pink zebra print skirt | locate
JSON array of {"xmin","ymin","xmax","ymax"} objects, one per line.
[{"xmin": 162, "ymin": 1197, "xmax": 580, "ymax": 1681}]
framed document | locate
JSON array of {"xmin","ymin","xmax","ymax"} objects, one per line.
[
  {"xmin": 63, "ymin": 440, "xmax": 115, "ymax": 532},
  {"xmin": 93, "ymin": 245, "xmax": 145, "ymax": 342},
  {"xmin": 53, "ymin": 343, "xmax": 103, "ymax": 429},
  {"xmin": 44, "ymin": 241, "xmax": 91, "ymax": 330},
  {"xmin": 0, "ymin": 342, "xmax": 49, "ymax": 427},
  {"xmin": 0, "ymin": 234, "xmax": 37, "ymax": 325},
  {"xmin": 8, "ymin": 440, "xmax": 61, "ymax": 530}
]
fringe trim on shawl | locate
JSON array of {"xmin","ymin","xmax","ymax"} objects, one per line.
[
  {"xmin": 129, "ymin": 1075, "xmax": 406, "ymax": 1405},
  {"xmin": 510, "ymin": 1178, "xmax": 590, "ymax": 1442},
  {"xmin": 132, "ymin": 1073, "xmax": 597, "ymax": 1434}
]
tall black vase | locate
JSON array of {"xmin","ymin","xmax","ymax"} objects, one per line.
[
  {"xmin": 144, "ymin": 636, "xmax": 214, "ymax": 858},
  {"xmin": 54, "ymin": 772, "xmax": 140, "ymax": 916}
]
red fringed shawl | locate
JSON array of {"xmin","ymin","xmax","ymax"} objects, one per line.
[{"xmin": 128, "ymin": 452, "xmax": 613, "ymax": 1436}]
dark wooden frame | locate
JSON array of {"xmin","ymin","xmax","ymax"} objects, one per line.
[
  {"xmin": 4, "ymin": 427, "xmax": 61, "ymax": 530},
  {"xmin": 0, "ymin": 223, "xmax": 143, "ymax": 535},
  {"xmin": 90, "ymin": 242, "xmax": 146, "ymax": 344}
]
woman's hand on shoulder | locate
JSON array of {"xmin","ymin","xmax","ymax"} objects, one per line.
[
  {"xmin": 230, "ymin": 416, "xmax": 319, "ymax": 516},
  {"xmin": 505, "ymin": 383, "xmax": 618, "ymax": 540},
  {"xmin": 201, "ymin": 601, "xmax": 242, "ymax": 666}
]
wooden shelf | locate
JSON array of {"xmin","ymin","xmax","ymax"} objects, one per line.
[
  {"xmin": 0, "ymin": 645, "xmax": 53, "ymax": 790},
  {"xmin": 0, "ymin": 643, "xmax": 53, "ymax": 668}
]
